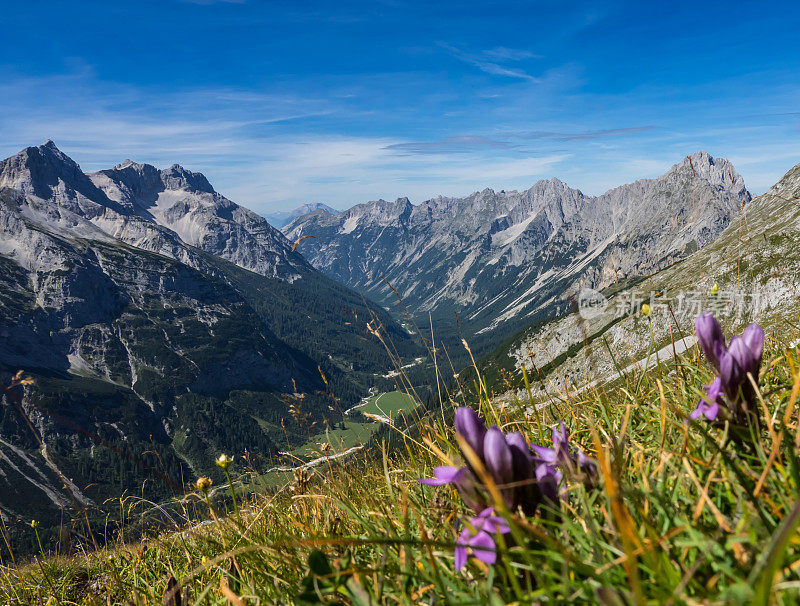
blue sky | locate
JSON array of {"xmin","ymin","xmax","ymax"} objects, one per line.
[{"xmin": 1, "ymin": 0, "xmax": 799, "ymax": 213}]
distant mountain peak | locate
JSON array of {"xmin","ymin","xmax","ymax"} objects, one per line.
[
  {"xmin": 0, "ymin": 139, "xmax": 107, "ymax": 204},
  {"xmin": 673, "ymin": 151, "xmax": 747, "ymax": 194},
  {"xmin": 0, "ymin": 142, "xmax": 312, "ymax": 281},
  {"xmin": 680, "ymin": 150, "xmax": 725, "ymax": 169},
  {"xmin": 24, "ymin": 139, "xmax": 76, "ymax": 166},
  {"xmin": 160, "ymin": 163, "xmax": 215, "ymax": 193},
  {"xmin": 265, "ymin": 202, "xmax": 339, "ymax": 228},
  {"xmin": 99, "ymin": 160, "xmax": 217, "ymax": 195}
]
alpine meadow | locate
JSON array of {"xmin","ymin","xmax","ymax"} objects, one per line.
[{"xmin": 2, "ymin": 1, "xmax": 800, "ymax": 604}]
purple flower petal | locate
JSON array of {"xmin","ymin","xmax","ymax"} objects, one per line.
[
  {"xmin": 552, "ymin": 421, "xmax": 568, "ymax": 449},
  {"xmin": 455, "ymin": 407, "xmax": 487, "ymax": 460},
  {"xmin": 707, "ymin": 376, "xmax": 723, "ymax": 401},
  {"xmin": 452, "ymin": 470, "xmax": 487, "ymax": 514},
  {"xmin": 454, "ymin": 544, "xmax": 468, "ymax": 571},
  {"xmin": 506, "ymin": 431, "xmax": 537, "ymax": 507},
  {"xmin": 696, "ymin": 312, "xmax": 726, "ymax": 372},
  {"xmin": 742, "ymin": 323, "xmax": 765, "ymax": 367},
  {"xmin": 550, "ymin": 421, "xmax": 574, "ymax": 466},
  {"xmin": 455, "ymin": 525, "xmax": 475, "ymax": 571},
  {"xmin": 481, "ymin": 516, "xmax": 510, "ymax": 535},
  {"xmin": 729, "ymin": 336, "xmax": 758, "ymax": 379},
  {"xmin": 719, "ymin": 350, "xmax": 743, "ymax": 400},
  {"xmin": 470, "ymin": 507, "xmax": 510, "ymax": 534},
  {"xmin": 531, "ymin": 444, "xmax": 557, "ymax": 464},
  {"xmin": 483, "ymin": 426, "xmax": 513, "ymax": 485},
  {"xmin": 505, "ymin": 432, "xmax": 530, "ymax": 454},
  {"xmin": 577, "ymin": 450, "xmax": 598, "ymax": 477},
  {"xmin": 418, "ymin": 465, "xmax": 464, "ymax": 486},
  {"xmin": 690, "ymin": 378, "xmax": 724, "ymax": 422},
  {"xmin": 469, "ymin": 531, "xmax": 497, "ymax": 564},
  {"xmin": 475, "ymin": 506, "xmax": 496, "ymax": 519}
]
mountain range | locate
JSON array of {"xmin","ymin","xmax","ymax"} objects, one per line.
[
  {"xmin": 284, "ymin": 151, "xmax": 750, "ymax": 355},
  {"xmin": 0, "ymin": 141, "xmax": 418, "ymax": 525}
]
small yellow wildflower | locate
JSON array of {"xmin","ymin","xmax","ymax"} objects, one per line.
[
  {"xmin": 30, "ymin": 520, "xmax": 39, "ymax": 529},
  {"xmin": 195, "ymin": 477, "xmax": 213, "ymax": 492},
  {"xmin": 641, "ymin": 303, "xmax": 651, "ymax": 317},
  {"xmin": 710, "ymin": 282, "xmax": 719, "ymax": 296},
  {"xmin": 216, "ymin": 454, "xmax": 233, "ymax": 470}
]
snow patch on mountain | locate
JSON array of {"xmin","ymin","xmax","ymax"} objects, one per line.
[{"xmin": 491, "ymin": 214, "xmax": 537, "ymax": 247}]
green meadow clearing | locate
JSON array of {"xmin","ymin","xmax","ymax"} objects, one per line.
[{"xmin": 270, "ymin": 390, "xmax": 419, "ymax": 466}]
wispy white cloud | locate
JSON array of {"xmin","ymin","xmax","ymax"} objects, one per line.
[
  {"xmin": 437, "ymin": 42, "xmax": 540, "ymax": 82},
  {"xmin": 221, "ymin": 137, "xmax": 570, "ymax": 208},
  {"xmin": 180, "ymin": 0, "xmax": 246, "ymax": 4},
  {"xmin": 520, "ymin": 126, "xmax": 659, "ymax": 141},
  {"xmin": 482, "ymin": 47, "xmax": 541, "ymax": 61},
  {"xmin": 384, "ymin": 136, "xmax": 516, "ymax": 155}
]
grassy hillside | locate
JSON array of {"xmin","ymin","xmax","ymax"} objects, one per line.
[{"xmin": 5, "ymin": 313, "xmax": 800, "ymax": 604}]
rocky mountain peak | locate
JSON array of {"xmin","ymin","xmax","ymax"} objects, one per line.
[
  {"xmin": 0, "ymin": 143, "xmax": 311, "ymax": 282},
  {"xmin": 265, "ymin": 202, "xmax": 339, "ymax": 228},
  {"xmin": 159, "ymin": 164, "xmax": 215, "ymax": 193},
  {"xmin": 0, "ymin": 140, "xmax": 111, "ymax": 206},
  {"xmin": 96, "ymin": 160, "xmax": 163, "ymax": 196},
  {"xmin": 674, "ymin": 151, "xmax": 747, "ymax": 194},
  {"xmin": 296, "ymin": 202, "xmax": 338, "ymax": 216}
]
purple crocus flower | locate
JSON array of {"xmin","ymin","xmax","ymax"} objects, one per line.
[
  {"xmin": 420, "ymin": 407, "xmax": 542, "ymax": 515},
  {"xmin": 532, "ymin": 422, "xmax": 571, "ymax": 467},
  {"xmin": 532, "ymin": 421, "xmax": 597, "ymax": 483},
  {"xmin": 454, "ymin": 407, "xmax": 487, "ymax": 459},
  {"xmin": 690, "ymin": 377, "xmax": 722, "ymax": 421},
  {"xmin": 742, "ymin": 323, "xmax": 765, "ymax": 368},
  {"xmin": 419, "ymin": 408, "xmax": 598, "ymax": 571},
  {"xmin": 696, "ymin": 312, "xmax": 726, "ymax": 372},
  {"xmin": 418, "ymin": 464, "xmax": 486, "ymax": 513},
  {"xmin": 535, "ymin": 460, "xmax": 560, "ymax": 504},
  {"xmin": 420, "ymin": 409, "xmax": 596, "ymax": 518},
  {"xmin": 691, "ymin": 312, "xmax": 765, "ymax": 424},
  {"xmin": 454, "ymin": 507, "xmax": 510, "ymax": 571},
  {"xmin": 419, "ymin": 466, "xmax": 466, "ymax": 486},
  {"xmin": 483, "ymin": 427, "xmax": 514, "ymax": 487}
]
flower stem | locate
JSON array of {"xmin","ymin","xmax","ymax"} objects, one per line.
[{"xmin": 224, "ymin": 469, "xmax": 241, "ymax": 522}]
